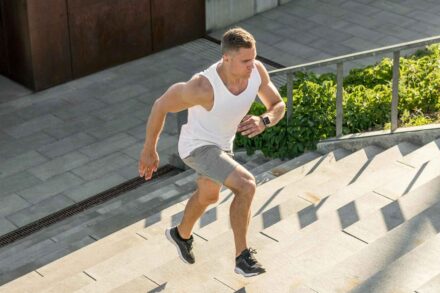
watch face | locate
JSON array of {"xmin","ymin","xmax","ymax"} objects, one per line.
[{"xmin": 263, "ymin": 116, "xmax": 270, "ymax": 126}]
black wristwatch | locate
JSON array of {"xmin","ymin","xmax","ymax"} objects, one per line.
[{"xmin": 260, "ymin": 115, "xmax": 271, "ymax": 128}]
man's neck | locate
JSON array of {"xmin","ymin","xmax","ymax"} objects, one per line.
[{"xmin": 217, "ymin": 61, "xmax": 244, "ymax": 86}]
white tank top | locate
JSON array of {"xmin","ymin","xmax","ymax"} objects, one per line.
[{"xmin": 178, "ymin": 60, "xmax": 262, "ymax": 159}]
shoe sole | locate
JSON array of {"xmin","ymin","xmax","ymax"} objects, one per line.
[
  {"xmin": 165, "ymin": 228, "xmax": 191, "ymax": 264},
  {"xmin": 234, "ymin": 267, "xmax": 264, "ymax": 277}
]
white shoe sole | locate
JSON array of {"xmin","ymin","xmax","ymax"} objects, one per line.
[
  {"xmin": 234, "ymin": 267, "xmax": 261, "ymax": 277},
  {"xmin": 165, "ymin": 228, "xmax": 190, "ymax": 264}
]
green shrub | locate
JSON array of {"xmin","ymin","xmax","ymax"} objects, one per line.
[{"xmin": 234, "ymin": 44, "xmax": 440, "ymax": 159}]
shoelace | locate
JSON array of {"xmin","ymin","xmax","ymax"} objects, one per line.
[
  {"xmin": 245, "ymin": 247, "xmax": 258, "ymax": 266},
  {"xmin": 185, "ymin": 237, "xmax": 194, "ymax": 251}
]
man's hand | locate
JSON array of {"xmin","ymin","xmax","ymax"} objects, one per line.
[
  {"xmin": 237, "ymin": 115, "xmax": 265, "ymax": 138},
  {"xmin": 139, "ymin": 148, "xmax": 160, "ymax": 181}
]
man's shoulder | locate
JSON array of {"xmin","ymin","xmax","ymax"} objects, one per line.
[{"xmin": 185, "ymin": 74, "xmax": 213, "ymax": 97}]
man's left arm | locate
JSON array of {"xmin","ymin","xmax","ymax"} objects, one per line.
[{"xmin": 237, "ymin": 61, "xmax": 286, "ymax": 138}]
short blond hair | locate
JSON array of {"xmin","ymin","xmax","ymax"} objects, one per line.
[{"xmin": 221, "ymin": 27, "xmax": 256, "ymax": 54}]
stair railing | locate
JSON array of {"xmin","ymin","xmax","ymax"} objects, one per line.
[{"xmin": 268, "ymin": 35, "xmax": 440, "ymax": 136}]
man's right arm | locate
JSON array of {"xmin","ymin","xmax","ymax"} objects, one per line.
[{"xmin": 138, "ymin": 75, "xmax": 209, "ymax": 180}]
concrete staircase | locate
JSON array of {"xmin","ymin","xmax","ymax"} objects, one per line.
[{"xmin": 1, "ymin": 137, "xmax": 440, "ymax": 293}]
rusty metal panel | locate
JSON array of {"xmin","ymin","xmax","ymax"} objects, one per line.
[
  {"xmin": 2, "ymin": 0, "xmax": 34, "ymax": 88},
  {"xmin": 26, "ymin": 0, "xmax": 72, "ymax": 90},
  {"xmin": 151, "ymin": 0, "xmax": 205, "ymax": 52},
  {"xmin": 68, "ymin": 0, "xmax": 153, "ymax": 78}
]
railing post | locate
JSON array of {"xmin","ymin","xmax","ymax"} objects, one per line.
[
  {"xmin": 391, "ymin": 50, "xmax": 400, "ymax": 131},
  {"xmin": 336, "ymin": 62, "xmax": 344, "ymax": 137},
  {"xmin": 286, "ymin": 72, "xmax": 293, "ymax": 123}
]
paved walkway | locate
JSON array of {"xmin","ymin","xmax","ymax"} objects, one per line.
[{"xmin": 1, "ymin": 0, "xmax": 440, "ymax": 238}]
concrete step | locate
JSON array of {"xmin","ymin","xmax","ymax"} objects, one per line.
[
  {"xmin": 398, "ymin": 137, "xmax": 440, "ymax": 168},
  {"xmin": 303, "ymin": 194, "xmax": 440, "ymax": 292},
  {"xmin": 216, "ymin": 231, "xmax": 367, "ymax": 292},
  {"xmin": 375, "ymin": 156, "xmax": 440, "ymax": 200},
  {"xmin": 17, "ymin": 154, "xmax": 280, "ymax": 292},
  {"xmin": 0, "ymin": 233, "xmax": 147, "ymax": 293},
  {"xmin": 219, "ymin": 173, "xmax": 440, "ymax": 291},
  {"xmin": 345, "ymin": 173, "xmax": 440, "ymax": 243},
  {"xmin": 265, "ymin": 157, "xmax": 440, "ymax": 244},
  {"xmin": 136, "ymin": 151, "xmax": 328, "ymax": 240},
  {"xmin": 417, "ymin": 273, "xmax": 440, "ymax": 293},
  {"xmin": 69, "ymin": 146, "xmax": 392, "ymax": 290},
  {"xmin": 348, "ymin": 233, "xmax": 440, "ymax": 293},
  {"xmin": 39, "ymin": 155, "xmax": 322, "ymax": 290},
  {"xmin": 106, "ymin": 275, "xmax": 157, "ymax": 293},
  {"xmin": 194, "ymin": 145, "xmax": 385, "ymax": 241}
]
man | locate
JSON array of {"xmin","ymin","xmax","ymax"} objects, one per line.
[{"xmin": 139, "ymin": 27, "xmax": 285, "ymax": 277}]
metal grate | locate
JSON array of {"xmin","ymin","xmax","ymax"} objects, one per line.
[{"xmin": 0, "ymin": 164, "xmax": 180, "ymax": 248}]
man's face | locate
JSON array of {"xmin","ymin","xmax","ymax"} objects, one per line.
[{"xmin": 224, "ymin": 46, "xmax": 257, "ymax": 78}]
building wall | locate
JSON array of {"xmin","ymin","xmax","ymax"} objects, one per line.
[{"xmin": 206, "ymin": 0, "xmax": 291, "ymax": 31}]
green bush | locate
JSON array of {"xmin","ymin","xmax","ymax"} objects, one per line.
[{"xmin": 234, "ymin": 44, "xmax": 440, "ymax": 159}]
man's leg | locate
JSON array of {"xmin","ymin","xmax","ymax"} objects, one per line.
[
  {"xmin": 177, "ymin": 176, "xmax": 222, "ymax": 239},
  {"xmin": 223, "ymin": 165, "xmax": 257, "ymax": 257}
]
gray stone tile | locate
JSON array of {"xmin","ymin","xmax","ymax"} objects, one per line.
[
  {"xmin": 96, "ymin": 84, "xmax": 149, "ymax": 104},
  {"xmin": 134, "ymin": 88, "xmax": 162, "ymax": 106},
  {"xmin": 308, "ymin": 38, "xmax": 354, "ymax": 56},
  {"xmin": 373, "ymin": 24, "xmax": 429, "ymax": 41},
  {"xmin": 370, "ymin": 0, "xmax": 414, "ymax": 15},
  {"xmin": 273, "ymin": 28, "xmax": 321, "ymax": 46},
  {"xmin": 17, "ymin": 173, "xmax": 84, "ymax": 204},
  {"xmin": 37, "ymin": 132, "xmax": 97, "ymax": 159},
  {"xmin": 404, "ymin": 21, "xmax": 440, "ymax": 36},
  {"xmin": 342, "ymin": 36, "xmax": 379, "ymax": 51},
  {"xmin": 115, "ymin": 164, "xmax": 141, "ymax": 180},
  {"xmin": 0, "ymin": 132, "xmax": 56, "ymax": 160},
  {"xmin": 0, "ymin": 112, "xmax": 26, "ymax": 129},
  {"xmin": 308, "ymin": 26, "xmax": 354, "ymax": 43},
  {"xmin": 0, "ymin": 151, "xmax": 47, "ymax": 178},
  {"xmin": 272, "ymin": 39, "xmax": 323, "ymax": 59},
  {"xmin": 6, "ymin": 194, "xmax": 75, "ymax": 227},
  {"xmin": 340, "ymin": 1, "xmax": 382, "ymax": 16},
  {"xmin": 0, "ymin": 194, "xmax": 30, "ymax": 218},
  {"xmin": 308, "ymin": 14, "xmax": 352, "ymax": 31},
  {"xmin": 371, "ymin": 10, "xmax": 419, "ymax": 27},
  {"xmin": 71, "ymin": 152, "xmax": 135, "ymax": 181},
  {"xmin": 0, "ymin": 171, "xmax": 42, "ymax": 197},
  {"xmin": 407, "ymin": 10, "xmax": 440, "ymax": 26},
  {"xmin": 64, "ymin": 173, "xmax": 127, "ymax": 202},
  {"xmin": 42, "ymin": 116, "xmax": 105, "ymax": 139},
  {"xmin": 0, "ymin": 217, "xmax": 18, "ymax": 236},
  {"xmin": 28, "ymin": 151, "xmax": 91, "ymax": 181},
  {"xmin": 4, "ymin": 114, "xmax": 64, "ymax": 138},
  {"xmin": 339, "ymin": 23, "xmax": 388, "ymax": 43},
  {"xmin": 15, "ymin": 98, "xmax": 71, "ymax": 121},
  {"xmin": 86, "ymin": 116, "xmax": 143, "ymax": 139},
  {"xmin": 78, "ymin": 133, "xmax": 138, "ymax": 159},
  {"xmin": 121, "ymin": 142, "xmax": 143, "ymax": 160},
  {"xmin": 0, "ymin": 76, "xmax": 32, "ymax": 104},
  {"xmin": 127, "ymin": 124, "xmax": 147, "ymax": 140},
  {"xmin": 92, "ymin": 99, "xmax": 146, "ymax": 121},
  {"xmin": 52, "ymin": 98, "xmax": 108, "ymax": 121},
  {"xmin": 374, "ymin": 35, "xmax": 406, "ymax": 47}
]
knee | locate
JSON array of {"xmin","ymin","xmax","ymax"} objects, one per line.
[
  {"xmin": 238, "ymin": 177, "xmax": 256, "ymax": 198},
  {"xmin": 197, "ymin": 191, "xmax": 220, "ymax": 205}
]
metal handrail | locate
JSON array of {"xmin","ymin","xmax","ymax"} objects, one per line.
[{"xmin": 268, "ymin": 35, "xmax": 440, "ymax": 135}]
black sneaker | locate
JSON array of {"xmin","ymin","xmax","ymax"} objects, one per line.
[
  {"xmin": 165, "ymin": 226, "xmax": 195, "ymax": 264},
  {"xmin": 234, "ymin": 248, "xmax": 266, "ymax": 277}
]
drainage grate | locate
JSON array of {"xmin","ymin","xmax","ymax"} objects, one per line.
[
  {"xmin": 203, "ymin": 35, "xmax": 286, "ymax": 69},
  {"xmin": 0, "ymin": 164, "xmax": 180, "ymax": 248}
]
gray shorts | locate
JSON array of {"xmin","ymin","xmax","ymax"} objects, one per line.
[{"xmin": 182, "ymin": 145, "xmax": 240, "ymax": 185}]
